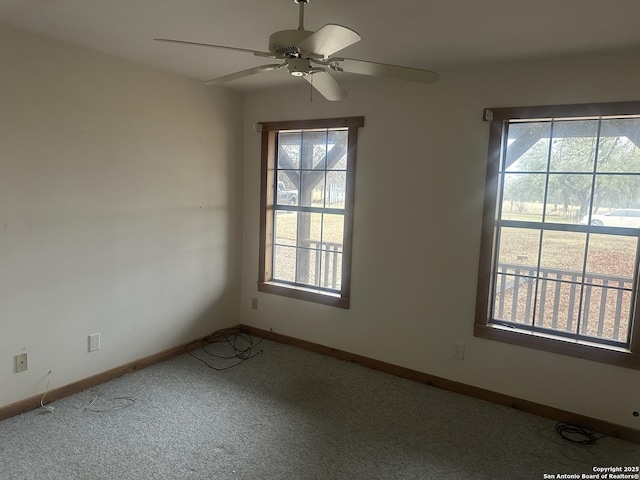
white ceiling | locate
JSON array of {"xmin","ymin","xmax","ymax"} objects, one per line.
[{"xmin": 2, "ymin": 0, "xmax": 640, "ymax": 91}]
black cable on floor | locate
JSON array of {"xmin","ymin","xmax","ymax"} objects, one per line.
[
  {"xmin": 185, "ymin": 327, "xmax": 272, "ymax": 371},
  {"xmin": 555, "ymin": 422, "xmax": 607, "ymax": 445}
]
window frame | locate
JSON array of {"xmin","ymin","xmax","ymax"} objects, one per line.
[
  {"xmin": 475, "ymin": 101, "xmax": 640, "ymax": 369},
  {"xmin": 258, "ymin": 117, "xmax": 364, "ymax": 308}
]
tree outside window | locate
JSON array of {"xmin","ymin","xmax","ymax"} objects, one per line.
[
  {"xmin": 258, "ymin": 117, "xmax": 364, "ymax": 308},
  {"xmin": 476, "ymin": 102, "xmax": 640, "ymax": 369}
]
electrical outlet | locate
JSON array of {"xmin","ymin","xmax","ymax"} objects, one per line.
[
  {"xmin": 15, "ymin": 353, "xmax": 28, "ymax": 373},
  {"xmin": 88, "ymin": 333, "xmax": 100, "ymax": 352},
  {"xmin": 453, "ymin": 343, "xmax": 465, "ymax": 360},
  {"xmin": 251, "ymin": 298, "xmax": 258, "ymax": 310}
]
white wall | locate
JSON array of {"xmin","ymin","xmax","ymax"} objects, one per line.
[
  {"xmin": 3, "ymin": 19, "xmax": 637, "ymax": 429},
  {"xmin": 0, "ymin": 25, "xmax": 244, "ymax": 408},
  {"xmin": 239, "ymin": 51, "xmax": 640, "ymax": 428}
]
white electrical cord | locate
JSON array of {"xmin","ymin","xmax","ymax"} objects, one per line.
[
  {"xmin": 40, "ymin": 370, "xmax": 54, "ymax": 412},
  {"xmin": 85, "ymin": 393, "xmax": 135, "ymax": 412}
]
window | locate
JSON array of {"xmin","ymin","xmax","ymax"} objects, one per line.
[
  {"xmin": 475, "ymin": 101, "xmax": 640, "ymax": 369},
  {"xmin": 258, "ymin": 117, "xmax": 364, "ymax": 308}
]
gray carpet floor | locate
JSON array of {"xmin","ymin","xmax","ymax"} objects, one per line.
[{"xmin": 0, "ymin": 336, "xmax": 638, "ymax": 479}]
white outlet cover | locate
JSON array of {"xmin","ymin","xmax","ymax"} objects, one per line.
[
  {"xmin": 89, "ymin": 333, "xmax": 100, "ymax": 352},
  {"xmin": 15, "ymin": 353, "xmax": 28, "ymax": 373}
]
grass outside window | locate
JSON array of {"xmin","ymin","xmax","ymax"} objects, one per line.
[
  {"xmin": 258, "ymin": 117, "xmax": 364, "ymax": 308},
  {"xmin": 475, "ymin": 101, "xmax": 640, "ymax": 369}
]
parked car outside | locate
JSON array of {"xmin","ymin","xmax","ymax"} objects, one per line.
[
  {"xmin": 277, "ymin": 181, "xmax": 298, "ymax": 205},
  {"xmin": 580, "ymin": 209, "xmax": 640, "ymax": 227}
]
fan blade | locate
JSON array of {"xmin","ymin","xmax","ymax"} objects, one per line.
[
  {"xmin": 329, "ymin": 58, "xmax": 439, "ymax": 84},
  {"xmin": 154, "ymin": 38, "xmax": 273, "ymax": 58},
  {"xmin": 298, "ymin": 24, "xmax": 361, "ymax": 58},
  {"xmin": 304, "ymin": 71, "xmax": 347, "ymax": 102},
  {"xmin": 205, "ymin": 64, "xmax": 284, "ymax": 84}
]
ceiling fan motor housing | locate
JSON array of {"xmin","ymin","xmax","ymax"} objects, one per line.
[
  {"xmin": 268, "ymin": 29, "xmax": 313, "ymax": 58},
  {"xmin": 287, "ymin": 57, "xmax": 314, "ymax": 76},
  {"xmin": 155, "ymin": 0, "xmax": 438, "ymax": 101}
]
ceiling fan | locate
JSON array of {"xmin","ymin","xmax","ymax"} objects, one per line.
[{"xmin": 155, "ymin": 0, "xmax": 439, "ymax": 101}]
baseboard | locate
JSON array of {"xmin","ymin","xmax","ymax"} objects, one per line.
[
  {"xmin": 5, "ymin": 326, "xmax": 638, "ymax": 445},
  {"xmin": 240, "ymin": 324, "xmax": 640, "ymax": 445},
  {"xmin": 0, "ymin": 338, "xmax": 200, "ymax": 422}
]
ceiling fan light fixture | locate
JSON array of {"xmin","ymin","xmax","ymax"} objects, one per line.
[
  {"xmin": 155, "ymin": 0, "xmax": 439, "ymax": 101},
  {"xmin": 287, "ymin": 56, "xmax": 312, "ymax": 76}
]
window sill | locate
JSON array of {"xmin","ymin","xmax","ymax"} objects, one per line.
[
  {"xmin": 474, "ymin": 323, "xmax": 640, "ymax": 370},
  {"xmin": 258, "ymin": 281, "xmax": 350, "ymax": 309}
]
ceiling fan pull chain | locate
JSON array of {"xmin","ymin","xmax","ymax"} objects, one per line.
[
  {"xmin": 155, "ymin": 0, "xmax": 438, "ymax": 102},
  {"xmin": 309, "ymin": 73, "xmax": 314, "ymax": 103}
]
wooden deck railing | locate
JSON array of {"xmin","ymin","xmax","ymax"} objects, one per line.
[
  {"xmin": 494, "ymin": 262, "xmax": 632, "ymax": 342},
  {"xmin": 299, "ymin": 240, "xmax": 343, "ymax": 290}
]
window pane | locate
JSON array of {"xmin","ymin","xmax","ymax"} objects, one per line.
[
  {"xmin": 588, "ymin": 175, "xmax": 640, "ymax": 226},
  {"xmin": 328, "ymin": 130, "xmax": 348, "ymax": 170},
  {"xmin": 325, "ymin": 171, "xmax": 346, "ymax": 209},
  {"xmin": 273, "ymin": 246, "xmax": 296, "ymax": 282},
  {"xmin": 580, "ymin": 286, "xmax": 631, "ymax": 342},
  {"xmin": 276, "ymin": 173, "xmax": 299, "ymax": 206},
  {"xmin": 274, "ymin": 211, "xmax": 297, "ymax": 246},
  {"xmin": 549, "ymin": 120, "xmax": 598, "ymax": 172},
  {"xmin": 308, "ymin": 130, "xmax": 327, "ymax": 170},
  {"xmin": 295, "ymin": 247, "xmax": 320, "ymax": 287},
  {"xmin": 496, "ymin": 227, "xmax": 541, "ymax": 270},
  {"xmin": 320, "ymin": 250, "xmax": 342, "ymax": 290},
  {"xmin": 278, "ymin": 132, "xmax": 301, "ymax": 169},
  {"xmin": 493, "ymin": 269, "xmax": 536, "ymax": 325},
  {"xmin": 322, "ymin": 214, "xmax": 344, "ymax": 246},
  {"xmin": 300, "ymin": 131, "xmax": 327, "ymax": 169},
  {"xmin": 544, "ymin": 173, "xmax": 591, "ymax": 224},
  {"xmin": 297, "ymin": 212, "xmax": 323, "ymax": 247},
  {"xmin": 534, "ymin": 279, "xmax": 581, "ymax": 335},
  {"xmin": 504, "ymin": 122, "xmax": 551, "ymax": 172},
  {"xmin": 539, "ymin": 231, "xmax": 586, "ymax": 274},
  {"xmin": 586, "ymin": 234, "xmax": 637, "ymax": 279},
  {"xmin": 300, "ymin": 171, "xmax": 326, "ymax": 207},
  {"xmin": 597, "ymin": 118, "xmax": 640, "ymax": 173},
  {"xmin": 501, "ymin": 173, "xmax": 545, "ymax": 222}
]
